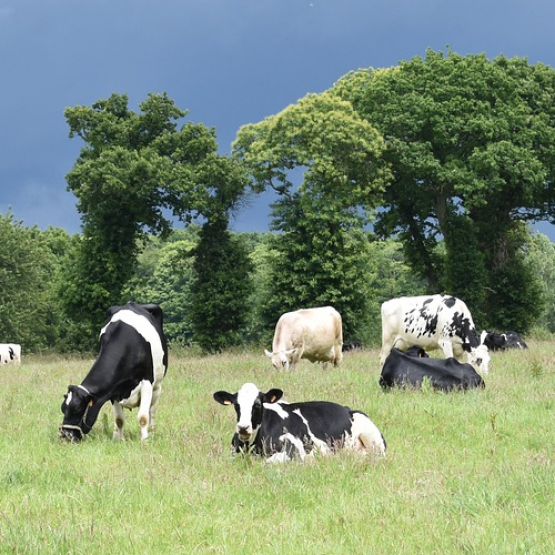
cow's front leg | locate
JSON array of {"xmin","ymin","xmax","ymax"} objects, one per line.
[
  {"xmin": 138, "ymin": 380, "xmax": 154, "ymax": 441},
  {"xmin": 439, "ymin": 341, "xmax": 454, "ymax": 359},
  {"xmin": 112, "ymin": 402, "xmax": 126, "ymax": 441}
]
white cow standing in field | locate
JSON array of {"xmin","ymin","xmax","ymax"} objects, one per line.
[
  {"xmin": 265, "ymin": 306, "xmax": 343, "ymax": 371},
  {"xmin": 0, "ymin": 343, "xmax": 21, "ymax": 364},
  {"xmin": 380, "ymin": 295, "xmax": 490, "ymax": 374}
]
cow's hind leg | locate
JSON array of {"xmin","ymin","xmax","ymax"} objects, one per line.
[
  {"xmin": 137, "ymin": 380, "xmax": 154, "ymax": 441},
  {"xmin": 148, "ymin": 384, "xmax": 162, "ymax": 431},
  {"xmin": 112, "ymin": 402, "xmax": 126, "ymax": 441}
]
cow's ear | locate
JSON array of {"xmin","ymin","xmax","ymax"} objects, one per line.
[
  {"xmin": 264, "ymin": 349, "xmax": 273, "ymax": 358},
  {"xmin": 264, "ymin": 389, "xmax": 283, "ymax": 404},
  {"xmin": 213, "ymin": 391, "xmax": 235, "ymax": 405}
]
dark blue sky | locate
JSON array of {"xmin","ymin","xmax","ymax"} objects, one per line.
[{"xmin": 2, "ymin": 0, "xmax": 555, "ymax": 237}]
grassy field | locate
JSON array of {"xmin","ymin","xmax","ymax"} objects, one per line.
[{"xmin": 0, "ymin": 343, "xmax": 554, "ymax": 554}]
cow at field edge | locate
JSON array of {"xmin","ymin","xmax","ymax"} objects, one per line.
[
  {"xmin": 214, "ymin": 382, "xmax": 386, "ymax": 463},
  {"xmin": 481, "ymin": 330, "xmax": 528, "ymax": 351},
  {"xmin": 265, "ymin": 306, "xmax": 343, "ymax": 371},
  {"xmin": 380, "ymin": 295, "xmax": 490, "ymax": 374},
  {"xmin": 380, "ymin": 348, "xmax": 485, "ymax": 391},
  {"xmin": 59, "ymin": 302, "xmax": 168, "ymax": 442},
  {"xmin": 0, "ymin": 343, "xmax": 21, "ymax": 364}
]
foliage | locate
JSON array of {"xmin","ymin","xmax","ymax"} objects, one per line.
[
  {"xmin": 122, "ymin": 229, "xmax": 199, "ymax": 345},
  {"xmin": 234, "ymin": 91, "xmax": 389, "ymax": 338},
  {"xmin": 527, "ymin": 231, "xmax": 555, "ymax": 333},
  {"xmin": 0, "ymin": 213, "xmax": 72, "ymax": 350},
  {"xmin": 62, "ymin": 93, "xmax": 248, "ymax": 345},
  {"xmin": 334, "ymin": 50, "xmax": 555, "ymax": 326},
  {"xmin": 189, "ymin": 217, "xmax": 254, "ymax": 352}
]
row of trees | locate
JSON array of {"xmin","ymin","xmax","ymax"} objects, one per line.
[
  {"xmin": 1, "ymin": 212, "xmax": 555, "ymax": 353},
  {"xmin": 3, "ymin": 49, "xmax": 555, "ymax": 352}
]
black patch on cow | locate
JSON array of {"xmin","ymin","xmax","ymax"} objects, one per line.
[{"xmin": 443, "ymin": 296, "xmax": 457, "ymax": 309}]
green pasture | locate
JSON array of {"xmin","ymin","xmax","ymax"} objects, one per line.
[{"xmin": 0, "ymin": 344, "xmax": 554, "ymax": 554}]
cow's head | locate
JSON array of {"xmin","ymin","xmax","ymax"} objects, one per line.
[
  {"xmin": 467, "ymin": 344, "xmax": 490, "ymax": 374},
  {"xmin": 213, "ymin": 382, "xmax": 283, "ymax": 444},
  {"xmin": 59, "ymin": 385, "xmax": 97, "ymax": 442},
  {"xmin": 264, "ymin": 349, "xmax": 296, "ymax": 371}
]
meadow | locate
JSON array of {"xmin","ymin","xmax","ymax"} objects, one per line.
[{"xmin": 0, "ymin": 343, "xmax": 554, "ymax": 554}]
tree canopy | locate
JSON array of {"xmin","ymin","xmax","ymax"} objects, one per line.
[
  {"xmin": 63, "ymin": 93, "xmax": 249, "ymax": 344},
  {"xmin": 333, "ymin": 50, "xmax": 555, "ymax": 328},
  {"xmin": 233, "ymin": 91, "xmax": 390, "ymax": 337}
]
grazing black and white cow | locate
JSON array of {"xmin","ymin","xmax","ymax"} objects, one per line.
[
  {"xmin": 481, "ymin": 330, "xmax": 528, "ymax": 351},
  {"xmin": 380, "ymin": 295, "xmax": 490, "ymax": 374},
  {"xmin": 60, "ymin": 302, "xmax": 168, "ymax": 442},
  {"xmin": 213, "ymin": 382, "xmax": 386, "ymax": 463},
  {"xmin": 0, "ymin": 343, "xmax": 21, "ymax": 364},
  {"xmin": 380, "ymin": 348, "xmax": 485, "ymax": 392}
]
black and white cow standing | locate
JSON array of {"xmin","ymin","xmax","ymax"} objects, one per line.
[
  {"xmin": 380, "ymin": 295, "xmax": 490, "ymax": 374},
  {"xmin": 0, "ymin": 343, "xmax": 21, "ymax": 364},
  {"xmin": 380, "ymin": 348, "xmax": 485, "ymax": 392},
  {"xmin": 213, "ymin": 382, "xmax": 386, "ymax": 463},
  {"xmin": 60, "ymin": 302, "xmax": 168, "ymax": 442}
]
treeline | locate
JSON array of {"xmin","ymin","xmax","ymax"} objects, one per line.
[
  {"xmin": 5, "ymin": 49, "xmax": 555, "ymax": 353},
  {"xmin": 1, "ymin": 212, "xmax": 555, "ymax": 354}
]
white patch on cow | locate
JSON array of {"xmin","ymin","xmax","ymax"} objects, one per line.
[
  {"xmin": 101, "ymin": 309, "xmax": 165, "ymax": 382},
  {"xmin": 235, "ymin": 382, "xmax": 261, "ymax": 436},
  {"xmin": 292, "ymin": 408, "xmax": 332, "ymax": 455},
  {"xmin": 264, "ymin": 433, "xmax": 308, "ymax": 463},
  {"xmin": 65, "ymin": 391, "xmax": 73, "ymax": 406},
  {"xmin": 265, "ymin": 402, "xmax": 290, "ymax": 420},
  {"xmin": 349, "ymin": 412, "xmax": 386, "ymax": 456}
]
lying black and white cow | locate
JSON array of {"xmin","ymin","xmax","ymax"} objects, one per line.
[
  {"xmin": 481, "ymin": 330, "xmax": 528, "ymax": 351},
  {"xmin": 380, "ymin": 348, "xmax": 485, "ymax": 392},
  {"xmin": 60, "ymin": 302, "xmax": 168, "ymax": 442},
  {"xmin": 380, "ymin": 294, "xmax": 490, "ymax": 374},
  {"xmin": 0, "ymin": 343, "xmax": 21, "ymax": 364},
  {"xmin": 213, "ymin": 382, "xmax": 386, "ymax": 463}
]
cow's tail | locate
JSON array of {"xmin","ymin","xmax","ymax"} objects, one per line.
[{"xmin": 351, "ymin": 411, "xmax": 386, "ymax": 456}]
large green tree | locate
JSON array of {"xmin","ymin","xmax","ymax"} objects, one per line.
[
  {"xmin": 0, "ymin": 214, "xmax": 71, "ymax": 350},
  {"xmin": 335, "ymin": 50, "xmax": 555, "ymax": 330},
  {"xmin": 234, "ymin": 91, "xmax": 389, "ymax": 338},
  {"xmin": 63, "ymin": 93, "xmax": 247, "ymax": 345}
]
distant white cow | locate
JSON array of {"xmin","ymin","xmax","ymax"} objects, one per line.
[
  {"xmin": 265, "ymin": 306, "xmax": 343, "ymax": 371},
  {"xmin": 0, "ymin": 343, "xmax": 21, "ymax": 364},
  {"xmin": 380, "ymin": 295, "xmax": 490, "ymax": 374}
]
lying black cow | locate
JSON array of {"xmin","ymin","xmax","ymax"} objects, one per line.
[
  {"xmin": 380, "ymin": 348, "xmax": 485, "ymax": 392},
  {"xmin": 60, "ymin": 302, "xmax": 168, "ymax": 442},
  {"xmin": 481, "ymin": 330, "xmax": 528, "ymax": 351},
  {"xmin": 405, "ymin": 345, "xmax": 430, "ymax": 358},
  {"xmin": 214, "ymin": 382, "xmax": 386, "ymax": 463}
]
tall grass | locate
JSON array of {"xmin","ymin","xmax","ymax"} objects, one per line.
[{"xmin": 0, "ymin": 344, "xmax": 554, "ymax": 554}]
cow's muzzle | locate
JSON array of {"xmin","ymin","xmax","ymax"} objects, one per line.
[{"xmin": 59, "ymin": 424, "xmax": 84, "ymax": 442}]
